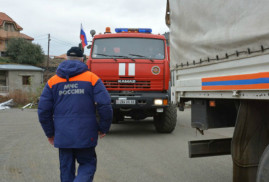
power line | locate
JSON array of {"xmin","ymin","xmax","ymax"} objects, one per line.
[
  {"xmin": 32, "ymin": 34, "xmax": 80, "ymax": 56},
  {"xmin": 33, "ymin": 34, "xmax": 48, "ymax": 39},
  {"xmin": 34, "ymin": 37, "xmax": 48, "ymax": 40},
  {"xmin": 50, "ymin": 36, "xmax": 77, "ymax": 46},
  {"xmin": 49, "ymin": 46, "xmax": 69, "ymax": 55},
  {"xmin": 50, "ymin": 39, "xmax": 74, "ymax": 47},
  {"xmin": 51, "ymin": 37, "xmax": 74, "ymax": 45}
]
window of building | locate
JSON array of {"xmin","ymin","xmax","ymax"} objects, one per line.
[
  {"xmin": 22, "ymin": 76, "xmax": 31, "ymax": 85},
  {"xmin": 0, "ymin": 51, "xmax": 7, "ymax": 57},
  {"xmin": 4, "ymin": 23, "xmax": 15, "ymax": 32},
  {"xmin": 9, "ymin": 24, "xmax": 14, "ymax": 32},
  {"xmin": 4, "ymin": 23, "xmax": 8, "ymax": 31},
  {"xmin": 0, "ymin": 71, "xmax": 6, "ymax": 86}
]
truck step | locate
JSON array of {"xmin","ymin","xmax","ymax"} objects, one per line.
[{"xmin": 188, "ymin": 138, "xmax": 232, "ymax": 158}]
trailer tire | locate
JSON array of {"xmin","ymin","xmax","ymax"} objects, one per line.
[
  {"xmin": 154, "ymin": 104, "xmax": 177, "ymax": 133},
  {"xmin": 257, "ymin": 144, "xmax": 269, "ymax": 182}
]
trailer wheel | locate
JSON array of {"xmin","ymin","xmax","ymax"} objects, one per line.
[
  {"xmin": 154, "ymin": 104, "xmax": 177, "ymax": 133},
  {"xmin": 257, "ymin": 144, "xmax": 269, "ymax": 182}
]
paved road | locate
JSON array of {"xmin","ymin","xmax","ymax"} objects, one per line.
[{"xmin": 0, "ymin": 108, "xmax": 233, "ymax": 182}]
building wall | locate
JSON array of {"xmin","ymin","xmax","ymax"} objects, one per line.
[
  {"xmin": 0, "ymin": 27, "xmax": 20, "ymax": 37},
  {"xmin": 0, "ymin": 23, "xmax": 20, "ymax": 52},
  {"xmin": 8, "ymin": 70, "xmax": 44, "ymax": 93},
  {"xmin": 0, "ymin": 39, "xmax": 5, "ymax": 52}
]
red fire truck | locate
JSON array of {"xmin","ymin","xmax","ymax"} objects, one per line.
[{"xmin": 87, "ymin": 27, "xmax": 177, "ymax": 133}]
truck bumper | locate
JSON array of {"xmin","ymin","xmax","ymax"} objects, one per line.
[{"xmin": 110, "ymin": 92, "xmax": 169, "ymax": 109}]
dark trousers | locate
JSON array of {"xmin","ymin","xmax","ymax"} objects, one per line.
[{"xmin": 59, "ymin": 147, "xmax": 97, "ymax": 182}]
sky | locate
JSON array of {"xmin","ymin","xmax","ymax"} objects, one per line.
[{"xmin": 1, "ymin": 0, "xmax": 169, "ymax": 56}]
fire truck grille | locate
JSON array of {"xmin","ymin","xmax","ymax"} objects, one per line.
[{"xmin": 104, "ymin": 80, "xmax": 151, "ymax": 89}]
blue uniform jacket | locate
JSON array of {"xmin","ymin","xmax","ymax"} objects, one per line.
[{"xmin": 38, "ymin": 60, "xmax": 112, "ymax": 148}]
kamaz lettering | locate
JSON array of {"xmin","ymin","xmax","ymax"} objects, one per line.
[{"xmin": 118, "ymin": 80, "xmax": 136, "ymax": 83}]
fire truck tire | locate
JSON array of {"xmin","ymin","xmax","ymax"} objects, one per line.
[
  {"xmin": 154, "ymin": 104, "xmax": 177, "ymax": 133},
  {"xmin": 257, "ymin": 144, "xmax": 269, "ymax": 182},
  {"xmin": 112, "ymin": 117, "xmax": 119, "ymax": 124},
  {"xmin": 112, "ymin": 112, "xmax": 124, "ymax": 124},
  {"xmin": 112, "ymin": 116, "xmax": 120, "ymax": 124}
]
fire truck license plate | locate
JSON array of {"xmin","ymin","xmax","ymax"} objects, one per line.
[{"xmin": 116, "ymin": 99, "xmax": 136, "ymax": 104}]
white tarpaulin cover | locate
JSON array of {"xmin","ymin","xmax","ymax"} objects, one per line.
[{"xmin": 168, "ymin": 0, "xmax": 269, "ymax": 68}]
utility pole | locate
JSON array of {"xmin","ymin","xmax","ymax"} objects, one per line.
[{"xmin": 47, "ymin": 33, "xmax": 51, "ymax": 69}]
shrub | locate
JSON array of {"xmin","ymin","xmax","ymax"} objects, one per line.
[
  {"xmin": 8, "ymin": 90, "xmax": 30, "ymax": 106},
  {"xmin": 0, "ymin": 83, "xmax": 46, "ymax": 108},
  {"xmin": 0, "ymin": 57, "xmax": 10, "ymax": 63},
  {"xmin": 6, "ymin": 38, "xmax": 45, "ymax": 65}
]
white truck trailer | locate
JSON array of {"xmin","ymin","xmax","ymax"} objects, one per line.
[{"xmin": 166, "ymin": 0, "xmax": 269, "ymax": 181}]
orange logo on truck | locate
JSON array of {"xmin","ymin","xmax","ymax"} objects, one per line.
[{"xmin": 152, "ymin": 66, "xmax": 160, "ymax": 75}]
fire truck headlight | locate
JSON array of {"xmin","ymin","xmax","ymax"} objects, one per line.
[{"xmin": 154, "ymin": 99, "xmax": 163, "ymax": 105}]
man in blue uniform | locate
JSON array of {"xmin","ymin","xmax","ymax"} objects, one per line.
[{"xmin": 38, "ymin": 47, "xmax": 112, "ymax": 182}]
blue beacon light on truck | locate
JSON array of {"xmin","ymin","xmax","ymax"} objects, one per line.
[
  {"xmin": 115, "ymin": 28, "xmax": 152, "ymax": 33},
  {"xmin": 138, "ymin": 28, "xmax": 152, "ymax": 33}
]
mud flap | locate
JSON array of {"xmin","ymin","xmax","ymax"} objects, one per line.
[{"xmin": 231, "ymin": 100, "xmax": 269, "ymax": 182}]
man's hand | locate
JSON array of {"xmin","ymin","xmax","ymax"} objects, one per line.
[
  {"xmin": 48, "ymin": 136, "xmax": 54, "ymax": 145},
  {"xmin": 98, "ymin": 132, "xmax": 106, "ymax": 139}
]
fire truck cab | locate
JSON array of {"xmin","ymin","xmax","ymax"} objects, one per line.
[{"xmin": 87, "ymin": 28, "xmax": 177, "ymax": 133}]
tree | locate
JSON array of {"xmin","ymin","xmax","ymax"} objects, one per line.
[{"xmin": 6, "ymin": 38, "xmax": 44, "ymax": 65}]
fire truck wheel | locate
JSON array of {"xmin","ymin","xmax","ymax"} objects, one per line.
[
  {"xmin": 112, "ymin": 113, "xmax": 124, "ymax": 124},
  {"xmin": 112, "ymin": 117, "xmax": 119, "ymax": 124},
  {"xmin": 257, "ymin": 144, "xmax": 269, "ymax": 182},
  {"xmin": 154, "ymin": 104, "xmax": 177, "ymax": 133},
  {"xmin": 112, "ymin": 116, "xmax": 120, "ymax": 124}
]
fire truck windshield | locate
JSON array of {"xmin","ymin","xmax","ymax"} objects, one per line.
[{"xmin": 92, "ymin": 38, "xmax": 165, "ymax": 60}]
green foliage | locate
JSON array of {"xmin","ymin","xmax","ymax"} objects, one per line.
[
  {"xmin": 6, "ymin": 38, "xmax": 45, "ymax": 65},
  {"xmin": 0, "ymin": 57, "xmax": 10, "ymax": 63}
]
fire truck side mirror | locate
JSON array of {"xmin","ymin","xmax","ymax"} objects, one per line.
[
  {"xmin": 90, "ymin": 30, "xmax": 96, "ymax": 37},
  {"xmin": 87, "ymin": 45, "xmax": 92, "ymax": 49}
]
